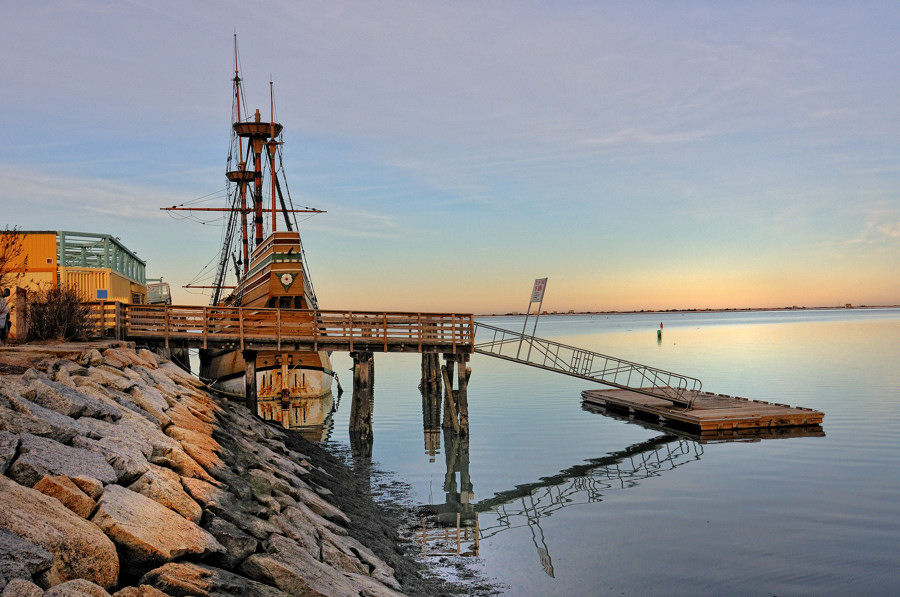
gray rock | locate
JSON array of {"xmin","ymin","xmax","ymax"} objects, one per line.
[
  {"xmin": 54, "ymin": 360, "xmax": 89, "ymax": 377},
  {"xmin": 43, "ymin": 579, "xmax": 111, "ymax": 596},
  {"xmin": 239, "ymin": 534, "xmax": 360, "ymax": 597},
  {"xmin": 318, "ymin": 526, "xmax": 401, "ymax": 591},
  {"xmin": 52, "ymin": 368, "xmax": 77, "ymax": 389},
  {"xmin": 0, "ymin": 431, "xmax": 18, "ymax": 475},
  {"xmin": 2, "ymin": 578, "xmax": 44, "ymax": 596},
  {"xmin": 0, "ymin": 475, "xmax": 119, "ymax": 590},
  {"xmin": 75, "ymin": 350, "xmax": 104, "ymax": 368},
  {"xmin": 91, "ymin": 485, "xmax": 224, "ymax": 573},
  {"xmin": 22, "ymin": 368, "xmax": 48, "ymax": 382},
  {"xmin": 140, "ymin": 562, "xmax": 289, "ymax": 597},
  {"xmin": 0, "ymin": 395, "xmax": 85, "ymax": 445},
  {"xmin": 27, "ymin": 379, "xmax": 120, "ymax": 421},
  {"xmin": 72, "ymin": 386, "xmax": 150, "ymax": 425},
  {"xmin": 0, "ymin": 528, "xmax": 53, "ymax": 587},
  {"xmin": 72, "ymin": 436, "xmax": 150, "ymax": 485},
  {"xmin": 83, "ymin": 367, "xmax": 136, "ymax": 394},
  {"xmin": 7, "ymin": 434, "xmax": 118, "ymax": 487},
  {"xmin": 76, "ymin": 416, "xmax": 169, "ymax": 460},
  {"xmin": 204, "ymin": 517, "xmax": 258, "ymax": 569}
]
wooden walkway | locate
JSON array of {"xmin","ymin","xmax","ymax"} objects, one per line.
[
  {"xmin": 86, "ymin": 303, "xmax": 474, "ymax": 354},
  {"xmin": 581, "ymin": 388, "xmax": 824, "ymax": 437}
]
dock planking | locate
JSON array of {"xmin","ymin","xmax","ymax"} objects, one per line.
[{"xmin": 581, "ymin": 388, "xmax": 824, "ymax": 437}]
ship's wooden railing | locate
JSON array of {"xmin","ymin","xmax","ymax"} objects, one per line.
[{"xmin": 85, "ymin": 302, "xmax": 474, "ymax": 353}]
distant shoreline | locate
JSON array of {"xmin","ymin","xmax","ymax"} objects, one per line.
[{"xmin": 476, "ymin": 305, "xmax": 900, "ymax": 318}]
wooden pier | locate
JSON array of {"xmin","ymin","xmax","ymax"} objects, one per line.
[
  {"xmin": 581, "ymin": 388, "xmax": 824, "ymax": 437},
  {"xmin": 86, "ymin": 303, "xmax": 473, "ymax": 354},
  {"xmin": 85, "ymin": 302, "xmax": 475, "ymax": 436}
]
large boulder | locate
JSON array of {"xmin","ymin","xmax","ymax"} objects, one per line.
[
  {"xmin": 6, "ymin": 434, "xmax": 117, "ymax": 487},
  {"xmin": 0, "ymin": 395, "xmax": 85, "ymax": 445},
  {"xmin": 0, "ymin": 528, "xmax": 53, "ymax": 588},
  {"xmin": 2, "ymin": 578, "xmax": 44, "ymax": 596},
  {"xmin": 32, "ymin": 476, "xmax": 96, "ymax": 519},
  {"xmin": 43, "ymin": 578, "xmax": 111, "ymax": 596},
  {"xmin": 26, "ymin": 379, "xmax": 120, "ymax": 421},
  {"xmin": 91, "ymin": 485, "xmax": 224, "ymax": 573},
  {"xmin": 140, "ymin": 562, "xmax": 289, "ymax": 597},
  {"xmin": 128, "ymin": 465, "xmax": 202, "ymax": 524},
  {"xmin": 72, "ymin": 436, "xmax": 150, "ymax": 485},
  {"xmin": 239, "ymin": 534, "xmax": 361, "ymax": 597},
  {"xmin": 202, "ymin": 517, "xmax": 257, "ymax": 569},
  {"xmin": 0, "ymin": 476, "xmax": 118, "ymax": 590}
]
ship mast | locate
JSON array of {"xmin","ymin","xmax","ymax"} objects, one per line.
[{"xmin": 161, "ymin": 37, "xmax": 323, "ymax": 305}]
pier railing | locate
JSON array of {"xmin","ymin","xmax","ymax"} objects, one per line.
[
  {"xmin": 85, "ymin": 302, "xmax": 474, "ymax": 354},
  {"xmin": 473, "ymin": 322, "xmax": 701, "ymax": 406}
]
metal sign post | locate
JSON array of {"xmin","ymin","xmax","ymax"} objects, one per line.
[{"xmin": 517, "ymin": 278, "xmax": 548, "ymax": 359}]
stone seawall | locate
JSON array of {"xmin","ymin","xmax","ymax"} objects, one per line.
[{"xmin": 0, "ymin": 342, "xmax": 454, "ymax": 596}]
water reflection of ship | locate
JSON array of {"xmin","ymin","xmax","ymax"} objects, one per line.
[{"xmin": 257, "ymin": 391, "xmax": 337, "ymax": 442}]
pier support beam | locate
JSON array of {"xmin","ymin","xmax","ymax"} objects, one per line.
[
  {"xmin": 421, "ymin": 352, "xmax": 443, "ymax": 458},
  {"xmin": 243, "ymin": 350, "xmax": 258, "ymax": 416},
  {"xmin": 349, "ymin": 351, "xmax": 374, "ymax": 442},
  {"xmin": 420, "ymin": 353, "xmax": 442, "ymax": 394},
  {"xmin": 441, "ymin": 354, "xmax": 471, "ymax": 436}
]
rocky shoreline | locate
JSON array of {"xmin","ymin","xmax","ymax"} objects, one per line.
[{"xmin": 0, "ymin": 342, "xmax": 469, "ymax": 596}]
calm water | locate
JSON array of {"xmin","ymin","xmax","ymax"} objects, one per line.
[{"xmin": 326, "ymin": 309, "xmax": 900, "ymax": 596}]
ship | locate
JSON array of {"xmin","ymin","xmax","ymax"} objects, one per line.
[{"xmin": 170, "ymin": 39, "xmax": 336, "ymax": 438}]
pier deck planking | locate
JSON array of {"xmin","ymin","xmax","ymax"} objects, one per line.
[{"xmin": 581, "ymin": 388, "xmax": 823, "ymax": 435}]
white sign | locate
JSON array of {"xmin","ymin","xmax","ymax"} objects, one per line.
[{"xmin": 530, "ymin": 278, "xmax": 547, "ymax": 303}]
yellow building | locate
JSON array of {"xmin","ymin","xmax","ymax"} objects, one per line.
[{"xmin": 4, "ymin": 230, "xmax": 147, "ymax": 304}]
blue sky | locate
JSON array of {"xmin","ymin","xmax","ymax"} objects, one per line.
[{"xmin": 2, "ymin": 1, "xmax": 899, "ymax": 312}]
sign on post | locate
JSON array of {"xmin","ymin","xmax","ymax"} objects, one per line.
[
  {"xmin": 518, "ymin": 277, "xmax": 548, "ymax": 359},
  {"xmin": 530, "ymin": 278, "xmax": 547, "ymax": 303}
]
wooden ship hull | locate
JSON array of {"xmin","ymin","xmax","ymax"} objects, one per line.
[{"xmin": 199, "ymin": 232, "xmax": 335, "ymax": 426}]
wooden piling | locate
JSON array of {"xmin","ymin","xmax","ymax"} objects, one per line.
[
  {"xmin": 441, "ymin": 357, "xmax": 460, "ymax": 434},
  {"xmin": 350, "ymin": 351, "xmax": 374, "ymax": 439},
  {"xmin": 457, "ymin": 354, "xmax": 471, "ymax": 434},
  {"xmin": 440, "ymin": 354, "xmax": 470, "ymax": 435},
  {"xmin": 243, "ymin": 350, "xmax": 258, "ymax": 415},
  {"xmin": 421, "ymin": 352, "xmax": 442, "ymax": 394}
]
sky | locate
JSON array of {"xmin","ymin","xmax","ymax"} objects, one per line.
[{"xmin": 2, "ymin": 1, "xmax": 899, "ymax": 313}]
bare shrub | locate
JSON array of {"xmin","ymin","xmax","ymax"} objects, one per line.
[
  {"xmin": 0, "ymin": 226, "xmax": 26, "ymax": 289},
  {"xmin": 26, "ymin": 285, "xmax": 92, "ymax": 342}
]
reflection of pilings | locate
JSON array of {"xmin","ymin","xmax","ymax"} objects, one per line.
[
  {"xmin": 349, "ymin": 432, "xmax": 372, "ymax": 484},
  {"xmin": 421, "ymin": 386, "xmax": 442, "ymax": 462},
  {"xmin": 421, "ymin": 429, "xmax": 477, "ymax": 529},
  {"xmin": 441, "ymin": 353, "xmax": 471, "ymax": 435},
  {"xmin": 349, "ymin": 351, "xmax": 374, "ymax": 440}
]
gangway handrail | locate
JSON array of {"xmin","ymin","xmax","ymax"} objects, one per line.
[{"xmin": 473, "ymin": 322, "xmax": 701, "ymax": 407}]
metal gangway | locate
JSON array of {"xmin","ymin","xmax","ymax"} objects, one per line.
[{"xmin": 473, "ymin": 322, "xmax": 702, "ymax": 407}]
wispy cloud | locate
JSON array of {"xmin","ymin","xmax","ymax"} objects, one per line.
[
  {"xmin": 581, "ymin": 128, "xmax": 711, "ymax": 147},
  {"xmin": 877, "ymin": 220, "xmax": 900, "ymax": 239},
  {"xmin": 0, "ymin": 165, "xmax": 190, "ymax": 224},
  {"xmin": 304, "ymin": 205, "xmax": 402, "ymax": 239}
]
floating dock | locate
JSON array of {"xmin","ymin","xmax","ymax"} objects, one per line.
[{"xmin": 581, "ymin": 388, "xmax": 824, "ymax": 438}]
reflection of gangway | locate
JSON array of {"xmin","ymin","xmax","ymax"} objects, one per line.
[
  {"xmin": 474, "ymin": 322, "xmax": 703, "ymax": 407},
  {"xmin": 475, "ymin": 435, "xmax": 702, "ymax": 576}
]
